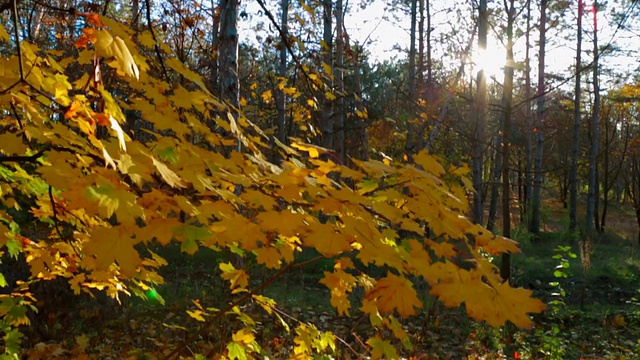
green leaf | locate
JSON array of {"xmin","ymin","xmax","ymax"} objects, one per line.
[
  {"xmin": 181, "ymin": 237, "xmax": 199, "ymax": 255},
  {"xmin": 227, "ymin": 342, "xmax": 247, "ymax": 360}
]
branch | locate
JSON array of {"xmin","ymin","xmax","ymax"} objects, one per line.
[
  {"xmin": 0, "ymin": 149, "xmax": 45, "ymax": 163},
  {"xmin": 162, "ymin": 256, "xmax": 324, "ymax": 360},
  {"xmin": 144, "ymin": 0, "xmax": 170, "ymax": 82}
]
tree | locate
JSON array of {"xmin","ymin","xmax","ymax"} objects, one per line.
[
  {"xmin": 335, "ymin": 0, "xmax": 345, "ymax": 162},
  {"xmin": 321, "ymin": 0, "xmax": 333, "ymax": 150},
  {"xmin": 472, "ymin": 0, "xmax": 488, "ymax": 224},
  {"xmin": 276, "ymin": 0, "xmax": 289, "ymax": 144},
  {"xmin": 586, "ymin": 1, "xmax": 600, "ymax": 232},
  {"xmin": 529, "ymin": 0, "xmax": 547, "ymax": 238},
  {"xmin": 569, "ymin": 0, "xmax": 583, "ymax": 231},
  {"xmin": 404, "ymin": 0, "xmax": 419, "ymax": 157},
  {"xmin": 0, "ymin": 3, "xmax": 546, "ymax": 357}
]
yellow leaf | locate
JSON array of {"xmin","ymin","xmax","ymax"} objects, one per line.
[
  {"xmin": 75, "ymin": 334, "xmax": 90, "ymax": 352},
  {"xmin": 144, "ymin": 153, "xmax": 187, "ymax": 188},
  {"xmin": 0, "ymin": 25, "xmax": 9, "ymax": 42},
  {"xmin": 298, "ymin": 0, "xmax": 316, "ymax": 23},
  {"xmin": 325, "ymin": 91, "xmax": 336, "ymax": 101},
  {"xmin": 219, "ymin": 262, "xmax": 249, "ymax": 290},
  {"xmin": 290, "ymin": 141, "xmax": 328, "ymax": 159},
  {"xmin": 83, "ymin": 227, "xmax": 141, "ymax": 277},
  {"xmin": 283, "ymin": 86, "xmax": 298, "ymax": 96},
  {"xmin": 186, "ymin": 309, "xmax": 205, "ymax": 322},
  {"xmin": 109, "ymin": 115, "xmax": 127, "ymax": 151},
  {"xmin": 320, "ymin": 269, "xmax": 356, "ymax": 316},
  {"xmin": 323, "ymin": 62, "xmax": 332, "ymax": 75},
  {"xmin": 366, "ymin": 336, "xmax": 398, "ymax": 360},
  {"xmin": 261, "ymin": 89, "xmax": 273, "ymax": 103},
  {"xmin": 0, "ymin": 133, "xmax": 28, "ymax": 155},
  {"xmin": 232, "ymin": 328, "xmax": 255, "ymax": 345},
  {"xmin": 255, "ymin": 247, "xmax": 282, "ymax": 269},
  {"xmin": 94, "ymin": 30, "xmax": 139, "ymax": 80},
  {"xmin": 364, "ymin": 273, "xmax": 422, "ymax": 317}
]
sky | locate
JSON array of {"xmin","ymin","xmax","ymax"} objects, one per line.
[{"xmin": 241, "ymin": 0, "xmax": 640, "ymax": 88}]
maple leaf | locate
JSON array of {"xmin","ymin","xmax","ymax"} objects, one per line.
[
  {"xmin": 220, "ymin": 262, "xmax": 249, "ymax": 290},
  {"xmin": 366, "ymin": 336, "xmax": 399, "ymax": 360},
  {"xmin": 144, "ymin": 153, "xmax": 187, "ymax": 188},
  {"xmin": 232, "ymin": 328, "xmax": 255, "ymax": 345},
  {"xmin": 320, "ymin": 269, "xmax": 356, "ymax": 316},
  {"xmin": 301, "ymin": 223, "xmax": 352, "ymax": 257},
  {"xmin": 93, "ymin": 30, "xmax": 140, "ymax": 80},
  {"xmin": 364, "ymin": 273, "xmax": 422, "ymax": 317},
  {"xmin": 255, "ymin": 246, "xmax": 283, "ymax": 269},
  {"xmin": 83, "ymin": 227, "xmax": 141, "ymax": 277}
]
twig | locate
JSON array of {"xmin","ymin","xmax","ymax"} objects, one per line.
[
  {"xmin": 48, "ymin": 185, "xmax": 65, "ymax": 241},
  {"xmin": 12, "ymin": 0, "xmax": 24, "ymax": 81},
  {"xmin": 144, "ymin": 0, "xmax": 170, "ymax": 82},
  {"xmin": 0, "ymin": 149, "xmax": 45, "ymax": 163},
  {"xmin": 162, "ymin": 256, "xmax": 324, "ymax": 360}
]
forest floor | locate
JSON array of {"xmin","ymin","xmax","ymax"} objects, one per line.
[{"xmin": 19, "ymin": 198, "xmax": 640, "ymax": 359}]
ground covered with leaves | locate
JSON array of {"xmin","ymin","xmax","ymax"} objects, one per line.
[{"xmin": 18, "ymin": 217, "xmax": 640, "ymax": 359}]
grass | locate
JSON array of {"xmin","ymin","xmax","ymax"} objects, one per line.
[{"xmin": 18, "ymin": 197, "xmax": 640, "ymax": 359}]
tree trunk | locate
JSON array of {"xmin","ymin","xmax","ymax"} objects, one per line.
[
  {"xmin": 472, "ymin": 0, "xmax": 488, "ymax": 225},
  {"xmin": 334, "ymin": 0, "xmax": 345, "ymax": 162},
  {"xmin": 501, "ymin": 0, "xmax": 516, "ymax": 283},
  {"xmin": 586, "ymin": 1, "xmax": 599, "ymax": 232},
  {"xmin": 210, "ymin": 0, "xmax": 220, "ymax": 92},
  {"xmin": 321, "ymin": 0, "xmax": 333, "ymax": 150},
  {"xmin": 569, "ymin": 0, "xmax": 583, "ymax": 231},
  {"xmin": 487, "ymin": 122, "xmax": 502, "ymax": 232},
  {"xmin": 404, "ymin": 0, "xmax": 418, "ymax": 157},
  {"xmin": 276, "ymin": 0, "xmax": 289, "ymax": 144},
  {"xmin": 523, "ymin": 0, "xmax": 533, "ymax": 223},
  {"xmin": 530, "ymin": 0, "xmax": 546, "ymax": 238},
  {"xmin": 218, "ymin": 0, "xmax": 239, "ymax": 110},
  {"xmin": 353, "ymin": 44, "xmax": 369, "ymax": 160}
]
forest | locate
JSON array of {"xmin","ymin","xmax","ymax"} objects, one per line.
[{"xmin": 0, "ymin": 0, "xmax": 640, "ymax": 358}]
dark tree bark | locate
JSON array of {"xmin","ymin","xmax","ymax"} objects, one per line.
[
  {"xmin": 529, "ymin": 0, "xmax": 547, "ymax": 238},
  {"xmin": 569, "ymin": 0, "xmax": 583, "ymax": 231},
  {"xmin": 320, "ymin": 0, "xmax": 333, "ymax": 149},
  {"xmin": 472, "ymin": 0, "xmax": 488, "ymax": 225},
  {"xmin": 335, "ymin": 0, "xmax": 345, "ymax": 161},
  {"xmin": 586, "ymin": 1, "xmax": 599, "ymax": 232},
  {"xmin": 276, "ymin": 0, "xmax": 289, "ymax": 144}
]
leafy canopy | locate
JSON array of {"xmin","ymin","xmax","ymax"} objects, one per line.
[{"xmin": 0, "ymin": 11, "xmax": 544, "ymax": 358}]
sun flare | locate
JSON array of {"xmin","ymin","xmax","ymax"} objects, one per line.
[{"xmin": 474, "ymin": 48, "xmax": 505, "ymax": 81}]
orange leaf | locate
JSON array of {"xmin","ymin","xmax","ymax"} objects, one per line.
[{"xmin": 364, "ymin": 273, "xmax": 422, "ymax": 317}]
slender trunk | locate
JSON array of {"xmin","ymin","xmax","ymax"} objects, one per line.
[
  {"xmin": 523, "ymin": 0, "xmax": 532, "ymax": 222},
  {"xmin": 353, "ymin": 44, "xmax": 369, "ymax": 160},
  {"xmin": 276, "ymin": 0, "xmax": 289, "ymax": 144},
  {"xmin": 472, "ymin": 0, "xmax": 488, "ymax": 224},
  {"xmin": 530, "ymin": 0, "xmax": 546, "ymax": 237},
  {"xmin": 219, "ymin": 0, "xmax": 239, "ymax": 109},
  {"xmin": 601, "ymin": 122, "xmax": 609, "ymax": 229},
  {"xmin": 132, "ymin": 0, "xmax": 140, "ymax": 30},
  {"xmin": 487, "ymin": 122, "xmax": 503, "ymax": 232},
  {"xmin": 404, "ymin": 0, "xmax": 418, "ymax": 156},
  {"xmin": 426, "ymin": 0, "xmax": 432, "ymax": 99},
  {"xmin": 321, "ymin": 0, "xmax": 333, "ymax": 149},
  {"xmin": 587, "ymin": 1, "xmax": 599, "ymax": 232},
  {"xmin": 425, "ymin": 24, "xmax": 475, "ymax": 152},
  {"xmin": 501, "ymin": 0, "xmax": 516, "ymax": 283},
  {"xmin": 416, "ymin": 0, "xmax": 425, "ymax": 150},
  {"xmin": 335, "ymin": 0, "xmax": 345, "ymax": 161},
  {"xmin": 210, "ymin": 0, "xmax": 220, "ymax": 92},
  {"xmin": 569, "ymin": 0, "xmax": 583, "ymax": 231}
]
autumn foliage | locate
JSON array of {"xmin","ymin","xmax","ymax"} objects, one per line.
[{"xmin": 0, "ymin": 12, "xmax": 544, "ymax": 358}]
